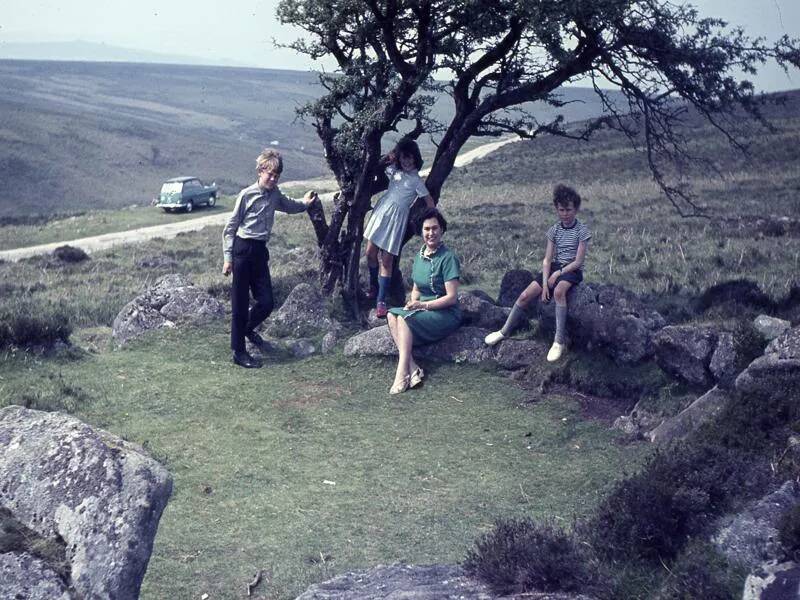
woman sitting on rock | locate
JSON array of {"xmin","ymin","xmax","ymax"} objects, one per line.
[{"xmin": 386, "ymin": 208, "xmax": 462, "ymax": 394}]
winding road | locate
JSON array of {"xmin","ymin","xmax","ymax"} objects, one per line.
[{"xmin": 0, "ymin": 136, "xmax": 518, "ymax": 262}]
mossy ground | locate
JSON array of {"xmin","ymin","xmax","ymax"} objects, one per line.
[{"xmin": 0, "ymin": 325, "xmax": 646, "ymax": 599}]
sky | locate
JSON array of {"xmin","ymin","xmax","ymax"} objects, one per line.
[{"xmin": 1, "ymin": 0, "xmax": 798, "ymax": 91}]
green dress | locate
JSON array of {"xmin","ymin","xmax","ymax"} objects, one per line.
[{"xmin": 389, "ymin": 244, "xmax": 462, "ymax": 346}]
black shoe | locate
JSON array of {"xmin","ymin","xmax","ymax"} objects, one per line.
[
  {"xmin": 232, "ymin": 350, "xmax": 262, "ymax": 369},
  {"xmin": 246, "ymin": 331, "xmax": 269, "ymax": 350}
]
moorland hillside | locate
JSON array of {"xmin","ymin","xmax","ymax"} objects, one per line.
[
  {"xmin": 1, "ymin": 83, "xmax": 799, "ymax": 599},
  {"xmin": 0, "ymin": 59, "xmax": 623, "ymax": 219}
]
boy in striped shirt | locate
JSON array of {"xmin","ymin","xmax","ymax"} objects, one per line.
[{"xmin": 485, "ymin": 184, "xmax": 591, "ymax": 361}]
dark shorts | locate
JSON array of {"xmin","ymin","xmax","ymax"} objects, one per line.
[{"xmin": 534, "ymin": 262, "xmax": 583, "ymax": 289}]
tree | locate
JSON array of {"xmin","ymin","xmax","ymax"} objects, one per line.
[{"xmin": 277, "ymin": 0, "xmax": 799, "ymax": 312}]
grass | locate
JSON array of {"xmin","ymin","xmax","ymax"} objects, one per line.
[
  {"xmin": 0, "ymin": 91, "xmax": 797, "ymax": 599},
  {"xmin": 444, "ymin": 108, "xmax": 800, "ymax": 300},
  {"xmin": 0, "ymin": 325, "xmax": 646, "ymax": 599},
  {"xmin": 0, "ymin": 198, "xmax": 233, "ymax": 251}
]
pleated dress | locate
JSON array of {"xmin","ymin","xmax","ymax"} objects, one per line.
[
  {"xmin": 363, "ymin": 165, "xmax": 429, "ymax": 256},
  {"xmin": 388, "ymin": 244, "xmax": 462, "ymax": 346}
]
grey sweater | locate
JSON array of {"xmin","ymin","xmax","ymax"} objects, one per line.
[{"xmin": 222, "ymin": 182, "xmax": 307, "ymax": 262}]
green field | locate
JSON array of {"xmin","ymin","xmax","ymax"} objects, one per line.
[{"xmin": 0, "ymin": 92, "xmax": 798, "ymax": 599}]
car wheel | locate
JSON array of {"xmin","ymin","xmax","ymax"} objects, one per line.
[
  {"xmin": 207, "ymin": 195, "xmax": 216, "ymax": 207},
  {"xmin": 162, "ymin": 208, "xmax": 171, "ymax": 213},
  {"xmin": 185, "ymin": 201, "xmax": 194, "ymax": 213}
]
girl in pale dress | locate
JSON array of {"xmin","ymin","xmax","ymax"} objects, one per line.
[{"xmin": 364, "ymin": 138, "xmax": 435, "ymax": 317}]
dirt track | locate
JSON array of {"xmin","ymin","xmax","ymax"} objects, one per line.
[{"xmin": 0, "ymin": 137, "xmax": 519, "ymax": 263}]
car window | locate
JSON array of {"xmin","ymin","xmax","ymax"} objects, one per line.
[{"xmin": 160, "ymin": 182, "xmax": 183, "ymax": 194}]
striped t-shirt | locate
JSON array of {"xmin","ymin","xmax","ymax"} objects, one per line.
[{"xmin": 547, "ymin": 219, "xmax": 592, "ymax": 265}]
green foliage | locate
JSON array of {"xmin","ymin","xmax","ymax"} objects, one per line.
[
  {"xmin": 553, "ymin": 352, "xmax": 669, "ymax": 402},
  {"xmin": 704, "ymin": 386, "xmax": 800, "ymax": 453},
  {"xmin": 0, "ymin": 299, "xmax": 71, "ymax": 349},
  {"xmin": 778, "ymin": 503, "xmax": 800, "ymax": 557},
  {"xmin": 463, "ymin": 518, "xmax": 600, "ymax": 596},
  {"xmin": 586, "ymin": 442, "xmax": 768, "ymax": 562},
  {"xmin": 653, "ymin": 541, "xmax": 747, "ymax": 600},
  {"xmin": 53, "ymin": 244, "xmax": 90, "ymax": 263}
]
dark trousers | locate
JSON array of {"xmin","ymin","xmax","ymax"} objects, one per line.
[{"xmin": 231, "ymin": 237, "xmax": 274, "ymax": 352}]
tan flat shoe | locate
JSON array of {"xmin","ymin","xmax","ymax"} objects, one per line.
[
  {"xmin": 409, "ymin": 367, "xmax": 425, "ymax": 388},
  {"xmin": 389, "ymin": 375, "xmax": 410, "ymax": 395}
]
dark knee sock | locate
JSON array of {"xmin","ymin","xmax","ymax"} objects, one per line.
[
  {"xmin": 368, "ymin": 265, "xmax": 379, "ymax": 292},
  {"xmin": 500, "ymin": 302, "xmax": 528, "ymax": 337},
  {"xmin": 555, "ymin": 304, "xmax": 568, "ymax": 343},
  {"xmin": 377, "ymin": 275, "xmax": 391, "ymax": 303}
]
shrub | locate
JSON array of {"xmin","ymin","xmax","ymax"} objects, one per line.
[
  {"xmin": 696, "ymin": 280, "xmax": 773, "ymax": 314},
  {"xmin": 53, "ymin": 244, "xmax": 90, "ymax": 263},
  {"xmin": 653, "ymin": 541, "xmax": 747, "ymax": 600},
  {"xmin": 0, "ymin": 300, "xmax": 72, "ymax": 348},
  {"xmin": 463, "ymin": 518, "xmax": 600, "ymax": 596},
  {"xmin": 586, "ymin": 442, "xmax": 767, "ymax": 563},
  {"xmin": 705, "ymin": 387, "xmax": 800, "ymax": 453},
  {"xmin": 778, "ymin": 504, "xmax": 800, "ymax": 558}
]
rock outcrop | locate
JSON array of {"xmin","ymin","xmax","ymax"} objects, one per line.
[
  {"xmin": 344, "ymin": 326, "xmax": 493, "ymax": 364},
  {"xmin": 647, "ymin": 386, "xmax": 731, "ymax": 445},
  {"xmin": 112, "ymin": 273, "xmax": 224, "ymax": 345},
  {"xmin": 654, "ymin": 325, "xmax": 749, "ymax": 388},
  {"xmin": 712, "ymin": 481, "xmax": 800, "ymax": 570},
  {"xmin": 653, "ymin": 325, "xmax": 719, "ymax": 387},
  {"xmin": 0, "ymin": 552, "xmax": 72, "ymax": 600},
  {"xmin": 263, "ymin": 282, "xmax": 341, "ymax": 338},
  {"xmin": 293, "ymin": 563, "xmax": 596, "ymax": 600},
  {"xmin": 539, "ymin": 284, "xmax": 666, "ymax": 364},
  {"xmin": 736, "ymin": 325, "xmax": 800, "ymax": 398},
  {"xmin": 753, "ymin": 315, "xmax": 791, "ymax": 342},
  {"xmin": 743, "ymin": 561, "xmax": 800, "ymax": 600},
  {"xmin": 0, "ymin": 406, "xmax": 173, "ymax": 600},
  {"xmin": 497, "ymin": 269, "xmax": 534, "ymax": 307},
  {"xmin": 458, "ymin": 291, "xmax": 511, "ymax": 330},
  {"xmin": 294, "ymin": 564, "xmax": 493, "ymax": 600}
]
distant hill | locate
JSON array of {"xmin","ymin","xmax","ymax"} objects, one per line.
[
  {"xmin": 0, "ymin": 59, "xmax": 625, "ymax": 218},
  {"xmin": 0, "ymin": 41, "xmax": 242, "ymax": 68}
]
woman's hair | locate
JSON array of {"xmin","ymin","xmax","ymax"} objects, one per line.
[
  {"xmin": 417, "ymin": 207, "xmax": 447, "ymax": 234},
  {"xmin": 552, "ymin": 184, "xmax": 581, "ymax": 209},
  {"xmin": 256, "ymin": 148, "xmax": 283, "ymax": 174},
  {"xmin": 393, "ymin": 137, "xmax": 423, "ymax": 170}
]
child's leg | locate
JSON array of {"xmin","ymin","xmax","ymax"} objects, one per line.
[
  {"xmin": 501, "ymin": 281, "xmax": 542, "ymax": 336},
  {"xmin": 365, "ymin": 241, "xmax": 379, "ymax": 293},
  {"xmin": 553, "ymin": 280, "xmax": 573, "ymax": 344},
  {"xmin": 230, "ymin": 243, "xmax": 253, "ymax": 352},
  {"xmin": 487, "ymin": 280, "xmax": 544, "ymax": 345},
  {"xmin": 377, "ymin": 251, "xmax": 395, "ymax": 304},
  {"xmin": 245, "ymin": 248, "xmax": 274, "ymax": 334}
]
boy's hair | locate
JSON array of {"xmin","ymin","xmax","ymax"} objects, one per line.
[
  {"xmin": 552, "ymin": 184, "xmax": 581, "ymax": 209},
  {"xmin": 393, "ymin": 137, "xmax": 423, "ymax": 170},
  {"xmin": 417, "ymin": 207, "xmax": 447, "ymax": 235},
  {"xmin": 256, "ymin": 149, "xmax": 283, "ymax": 174}
]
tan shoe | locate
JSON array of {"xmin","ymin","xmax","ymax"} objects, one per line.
[
  {"xmin": 389, "ymin": 375, "xmax": 410, "ymax": 395},
  {"xmin": 547, "ymin": 342, "xmax": 566, "ymax": 362},
  {"xmin": 410, "ymin": 367, "xmax": 425, "ymax": 388}
]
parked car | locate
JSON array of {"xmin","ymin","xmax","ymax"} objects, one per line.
[{"xmin": 155, "ymin": 177, "xmax": 218, "ymax": 213}]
